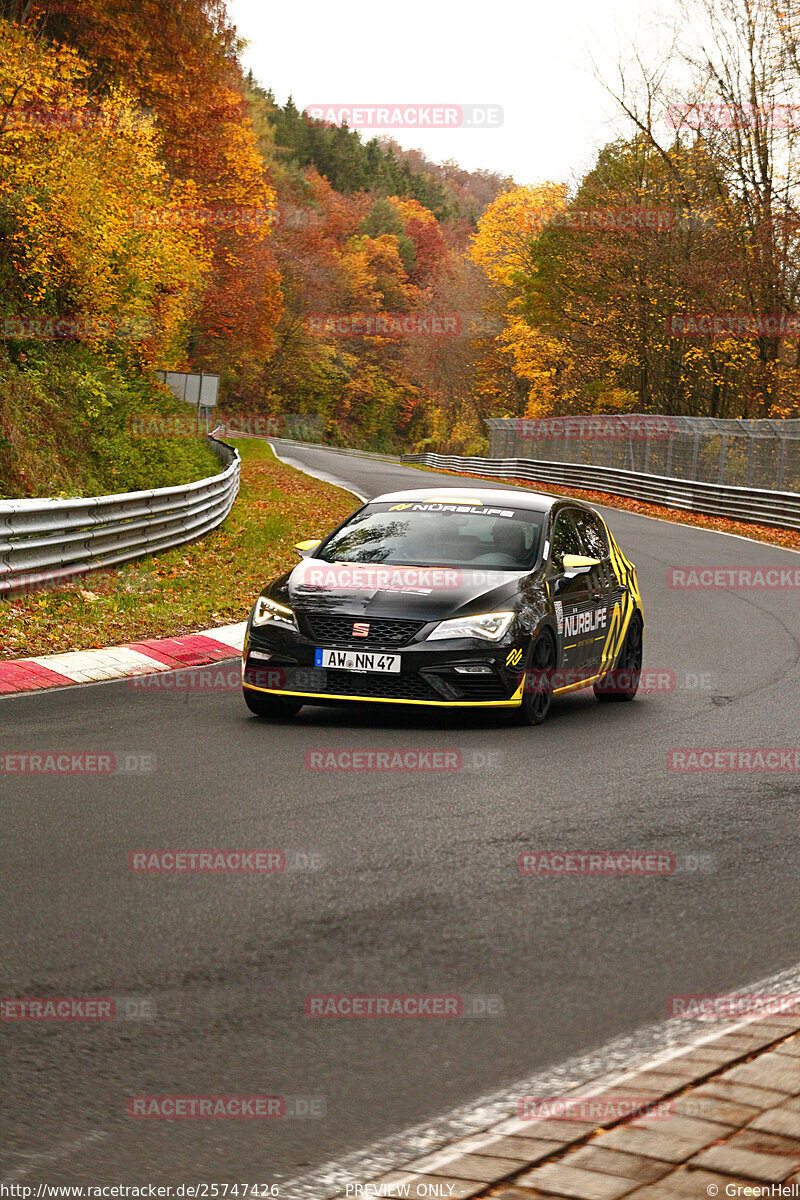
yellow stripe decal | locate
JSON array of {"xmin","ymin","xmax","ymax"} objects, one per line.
[
  {"xmin": 553, "ymin": 672, "xmax": 604, "ymax": 696},
  {"xmin": 243, "ymin": 683, "xmax": 523, "ymax": 709}
]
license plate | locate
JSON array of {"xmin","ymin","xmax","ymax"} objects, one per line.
[{"xmin": 315, "ymin": 648, "xmax": 401, "ymax": 673}]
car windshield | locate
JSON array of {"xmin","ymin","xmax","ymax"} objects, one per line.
[{"xmin": 315, "ymin": 500, "xmax": 544, "ymax": 570}]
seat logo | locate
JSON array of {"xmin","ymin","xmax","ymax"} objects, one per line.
[{"xmin": 352, "ymin": 622, "xmax": 370, "ymax": 637}]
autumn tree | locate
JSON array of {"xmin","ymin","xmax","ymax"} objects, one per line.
[{"xmin": 0, "ymin": 18, "xmax": 209, "ymax": 368}]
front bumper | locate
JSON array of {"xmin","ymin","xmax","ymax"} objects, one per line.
[{"xmin": 242, "ymin": 619, "xmax": 525, "ymax": 708}]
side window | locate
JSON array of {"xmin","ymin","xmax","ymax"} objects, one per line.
[
  {"xmin": 549, "ymin": 511, "xmax": 583, "ymax": 572},
  {"xmin": 574, "ymin": 510, "xmax": 609, "ymax": 560}
]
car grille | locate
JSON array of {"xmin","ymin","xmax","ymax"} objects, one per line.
[
  {"xmin": 300, "ymin": 614, "xmax": 426, "ymax": 648},
  {"xmin": 313, "ymin": 670, "xmax": 441, "ymax": 701}
]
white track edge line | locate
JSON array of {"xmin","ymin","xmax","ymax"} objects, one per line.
[{"xmin": 277, "ymin": 958, "xmax": 800, "ymax": 1198}]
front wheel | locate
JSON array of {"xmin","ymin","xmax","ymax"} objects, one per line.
[
  {"xmin": 243, "ymin": 688, "xmax": 303, "ymax": 718},
  {"xmin": 513, "ymin": 630, "xmax": 556, "ymax": 726},
  {"xmin": 594, "ymin": 611, "xmax": 643, "ymax": 702}
]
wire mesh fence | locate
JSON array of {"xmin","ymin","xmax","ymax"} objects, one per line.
[{"xmin": 486, "ymin": 416, "xmax": 800, "ymax": 492}]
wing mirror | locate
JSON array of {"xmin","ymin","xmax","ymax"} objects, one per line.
[
  {"xmin": 562, "ymin": 553, "xmax": 601, "ymax": 576},
  {"xmin": 294, "ymin": 538, "xmax": 321, "ymax": 556},
  {"xmin": 554, "ymin": 554, "xmax": 601, "ymax": 593},
  {"xmin": 562, "ymin": 553, "xmax": 600, "ymax": 573}
]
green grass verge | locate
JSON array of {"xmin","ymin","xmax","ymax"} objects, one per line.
[{"xmin": 0, "ymin": 345, "xmax": 219, "ymax": 498}]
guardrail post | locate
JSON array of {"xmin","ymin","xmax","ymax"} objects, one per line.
[
  {"xmin": 718, "ymin": 434, "xmax": 727, "ymax": 483},
  {"xmin": 665, "ymin": 432, "xmax": 675, "ymax": 477},
  {"xmin": 746, "ymin": 434, "xmax": 756, "ymax": 487},
  {"xmin": 777, "ymin": 433, "xmax": 787, "ymax": 491}
]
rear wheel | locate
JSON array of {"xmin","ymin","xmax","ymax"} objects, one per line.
[
  {"xmin": 243, "ymin": 688, "xmax": 303, "ymax": 718},
  {"xmin": 594, "ymin": 611, "xmax": 643, "ymax": 702},
  {"xmin": 513, "ymin": 630, "xmax": 556, "ymax": 726}
]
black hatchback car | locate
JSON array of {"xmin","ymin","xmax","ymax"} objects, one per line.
[{"xmin": 242, "ymin": 487, "xmax": 644, "ymax": 725}]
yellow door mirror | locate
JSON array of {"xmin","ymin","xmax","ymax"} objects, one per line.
[
  {"xmin": 562, "ymin": 553, "xmax": 601, "ymax": 572},
  {"xmin": 294, "ymin": 539, "xmax": 321, "ymax": 554}
]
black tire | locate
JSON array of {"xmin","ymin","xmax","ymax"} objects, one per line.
[
  {"xmin": 594, "ymin": 611, "xmax": 643, "ymax": 702},
  {"xmin": 513, "ymin": 630, "xmax": 556, "ymax": 726},
  {"xmin": 243, "ymin": 688, "xmax": 303, "ymax": 718}
]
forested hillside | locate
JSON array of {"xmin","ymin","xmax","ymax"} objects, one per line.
[{"xmin": 1, "ymin": 0, "xmax": 797, "ymax": 498}]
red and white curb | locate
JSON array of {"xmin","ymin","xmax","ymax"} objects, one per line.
[{"xmin": 0, "ymin": 622, "xmax": 246, "ymax": 695}]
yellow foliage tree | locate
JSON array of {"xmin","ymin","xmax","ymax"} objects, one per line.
[
  {"xmin": 469, "ymin": 183, "xmax": 569, "ymax": 414},
  {"xmin": 0, "ymin": 18, "xmax": 209, "ymax": 368},
  {"xmin": 469, "ymin": 183, "xmax": 567, "ymax": 288},
  {"xmin": 387, "ymin": 196, "xmax": 437, "ymax": 227}
]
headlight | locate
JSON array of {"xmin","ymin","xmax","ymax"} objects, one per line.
[
  {"xmin": 252, "ymin": 595, "xmax": 298, "ymax": 630},
  {"xmin": 427, "ymin": 611, "xmax": 515, "ymax": 642}
]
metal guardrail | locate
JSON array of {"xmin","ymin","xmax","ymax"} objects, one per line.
[
  {"xmin": 401, "ymin": 452, "xmax": 800, "ymax": 532},
  {"xmin": 218, "ymin": 429, "xmax": 402, "ymax": 463},
  {"xmin": 0, "ymin": 436, "xmax": 240, "ymax": 596},
  {"xmin": 274, "ymin": 438, "xmax": 402, "ymax": 463}
]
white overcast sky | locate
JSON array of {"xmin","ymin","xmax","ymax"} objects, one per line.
[{"xmin": 229, "ymin": 0, "xmax": 670, "ymax": 188}]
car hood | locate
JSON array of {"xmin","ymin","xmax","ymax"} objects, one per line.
[{"xmin": 271, "ymin": 558, "xmax": 529, "ymax": 621}]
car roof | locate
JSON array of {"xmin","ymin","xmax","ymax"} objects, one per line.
[{"xmin": 367, "ymin": 487, "xmax": 559, "ymax": 513}]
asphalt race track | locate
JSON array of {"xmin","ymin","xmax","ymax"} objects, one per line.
[{"xmin": 3, "ymin": 440, "xmax": 800, "ymax": 1186}]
